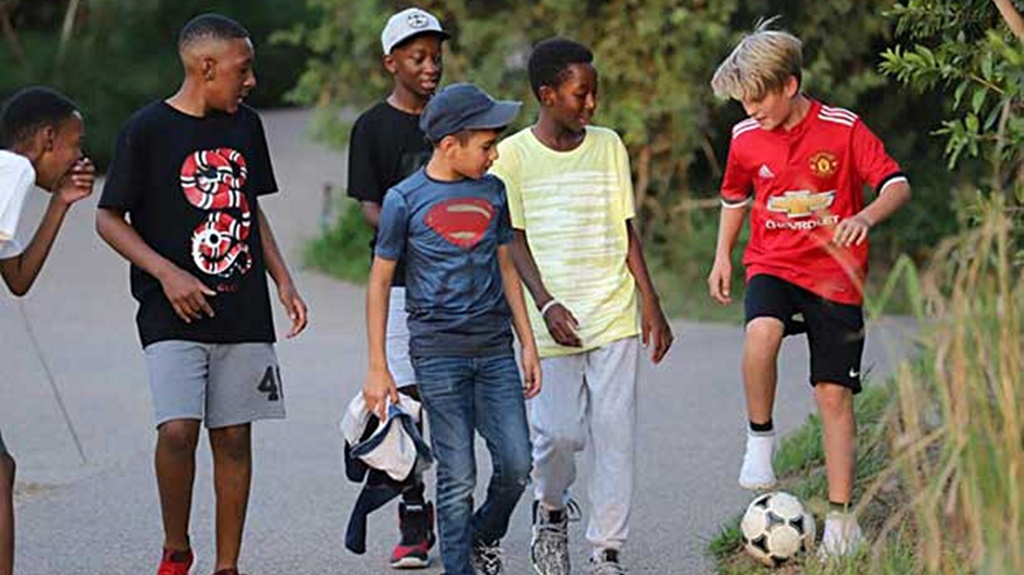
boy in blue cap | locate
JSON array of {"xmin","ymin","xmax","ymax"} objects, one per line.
[{"xmin": 363, "ymin": 82, "xmax": 541, "ymax": 575}]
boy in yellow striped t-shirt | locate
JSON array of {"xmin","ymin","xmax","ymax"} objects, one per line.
[{"xmin": 490, "ymin": 38, "xmax": 673, "ymax": 575}]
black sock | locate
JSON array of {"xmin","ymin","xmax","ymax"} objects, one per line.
[
  {"xmin": 829, "ymin": 500, "xmax": 851, "ymax": 513},
  {"xmin": 749, "ymin": 419, "xmax": 774, "ymax": 433}
]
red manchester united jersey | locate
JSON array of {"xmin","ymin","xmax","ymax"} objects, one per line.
[{"xmin": 720, "ymin": 99, "xmax": 906, "ymax": 305}]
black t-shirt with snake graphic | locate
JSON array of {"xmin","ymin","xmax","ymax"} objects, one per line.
[{"xmin": 100, "ymin": 101, "xmax": 278, "ymax": 348}]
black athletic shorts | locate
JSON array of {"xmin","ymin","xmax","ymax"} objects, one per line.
[{"xmin": 744, "ymin": 274, "xmax": 865, "ymax": 393}]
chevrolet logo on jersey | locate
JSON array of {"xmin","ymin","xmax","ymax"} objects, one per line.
[{"xmin": 766, "ymin": 190, "xmax": 836, "ymax": 218}]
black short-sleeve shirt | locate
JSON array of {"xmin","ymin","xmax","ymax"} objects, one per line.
[
  {"xmin": 99, "ymin": 101, "xmax": 278, "ymax": 347},
  {"xmin": 347, "ymin": 101, "xmax": 432, "ymax": 287}
]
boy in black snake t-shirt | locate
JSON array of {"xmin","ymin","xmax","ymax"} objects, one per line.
[{"xmin": 96, "ymin": 14, "xmax": 307, "ymax": 575}]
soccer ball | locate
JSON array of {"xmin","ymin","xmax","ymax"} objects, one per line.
[{"xmin": 740, "ymin": 491, "xmax": 816, "ymax": 567}]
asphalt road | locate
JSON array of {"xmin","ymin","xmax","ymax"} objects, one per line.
[{"xmin": 0, "ymin": 109, "xmax": 918, "ymax": 574}]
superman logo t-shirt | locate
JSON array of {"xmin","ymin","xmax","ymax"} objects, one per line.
[{"xmin": 374, "ymin": 169, "xmax": 514, "ymax": 358}]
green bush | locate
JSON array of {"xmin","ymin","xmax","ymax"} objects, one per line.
[{"xmin": 304, "ymin": 198, "xmax": 374, "ymax": 284}]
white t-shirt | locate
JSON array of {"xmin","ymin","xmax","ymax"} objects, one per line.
[{"xmin": 0, "ymin": 150, "xmax": 36, "ymax": 260}]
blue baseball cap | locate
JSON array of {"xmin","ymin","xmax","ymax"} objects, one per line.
[{"xmin": 419, "ymin": 83, "xmax": 522, "ymax": 143}]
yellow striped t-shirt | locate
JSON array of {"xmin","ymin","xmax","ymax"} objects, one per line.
[{"xmin": 491, "ymin": 126, "xmax": 639, "ymax": 358}]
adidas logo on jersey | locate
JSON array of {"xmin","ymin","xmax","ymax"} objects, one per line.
[{"xmin": 758, "ymin": 164, "xmax": 776, "ymax": 180}]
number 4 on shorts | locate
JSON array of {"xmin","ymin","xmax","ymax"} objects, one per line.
[{"xmin": 258, "ymin": 366, "xmax": 283, "ymax": 401}]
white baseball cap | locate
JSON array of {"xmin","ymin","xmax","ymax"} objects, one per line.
[{"xmin": 380, "ymin": 7, "xmax": 449, "ymax": 54}]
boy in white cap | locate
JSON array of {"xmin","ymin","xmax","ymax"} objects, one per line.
[{"xmin": 348, "ymin": 6, "xmax": 449, "ymax": 569}]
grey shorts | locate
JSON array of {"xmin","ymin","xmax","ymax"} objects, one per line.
[
  {"xmin": 144, "ymin": 341, "xmax": 286, "ymax": 429},
  {"xmin": 386, "ymin": 287, "xmax": 416, "ymax": 387}
]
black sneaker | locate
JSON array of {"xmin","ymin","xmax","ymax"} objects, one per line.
[
  {"xmin": 390, "ymin": 501, "xmax": 436, "ymax": 569},
  {"xmin": 472, "ymin": 539, "xmax": 504, "ymax": 575}
]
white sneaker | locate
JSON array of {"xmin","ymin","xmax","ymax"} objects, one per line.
[
  {"xmin": 588, "ymin": 549, "xmax": 627, "ymax": 575},
  {"xmin": 817, "ymin": 511, "xmax": 865, "ymax": 561},
  {"xmin": 738, "ymin": 431, "xmax": 777, "ymax": 490}
]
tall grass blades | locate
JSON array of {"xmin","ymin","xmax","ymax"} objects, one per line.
[{"xmin": 885, "ymin": 194, "xmax": 1023, "ymax": 574}]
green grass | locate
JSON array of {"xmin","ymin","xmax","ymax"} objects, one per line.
[
  {"xmin": 707, "ymin": 382, "xmax": 921, "ymax": 575},
  {"xmin": 713, "ymin": 533, "xmax": 923, "ymax": 575},
  {"xmin": 708, "ymin": 518, "xmax": 744, "ymax": 562}
]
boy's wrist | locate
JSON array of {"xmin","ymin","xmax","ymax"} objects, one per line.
[
  {"xmin": 48, "ymin": 194, "xmax": 73, "ymax": 211},
  {"xmin": 152, "ymin": 260, "xmax": 179, "ymax": 283},
  {"xmin": 534, "ymin": 290, "xmax": 556, "ymax": 311},
  {"xmin": 539, "ymin": 298, "xmax": 560, "ymax": 316},
  {"xmin": 274, "ymin": 275, "xmax": 295, "ymax": 292},
  {"xmin": 640, "ymin": 291, "xmax": 662, "ymax": 307}
]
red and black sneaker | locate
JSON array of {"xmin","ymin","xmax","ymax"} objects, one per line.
[
  {"xmin": 157, "ymin": 547, "xmax": 194, "ymax": 575},
  {"xmin": 390, "ymin": 501, "xmax": 436, "ymax": 569}
]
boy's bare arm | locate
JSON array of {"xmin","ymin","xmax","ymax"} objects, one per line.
[
  {"xmin": 510, "ymin": 229, "xmax": 581, "ymax": 347},
  {"xmin": 833, "ymin": 181, "xmax": 911, "ymax": 247},
  {"xmin": 498, "ymin": 244, "xmax": 542, "ymax": 398},
  {"xmin": 364, "ymin": 256, "xmax": 399, "ymax": 418},
  {"xmin": 625, "ymin": 220, "xmax": 674, "ymax": 364},
  {"xmin": 0, "ymin": 160, "xmax": 94, "ymax": 296},
  {"xmin": 1, "ymin": 201, "xmax": 72, "ymax": 295},
  {"xmin": 96, "ymin": 206, "xmax": 216, "ymax": 323},
  {"xmin": 257, "ymin": 206, "xmax": 308, "ymax": 338},
  {"xmin": 708, "ymin": 205, "xmax": 748, "ymax": 305}
]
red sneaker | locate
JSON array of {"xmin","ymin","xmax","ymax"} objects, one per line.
[
  {"xmin": 390, "ymin": 501, "xmax": 436, "ymax": 569},
  {"xmin": 390, "ymin": 538, "xmax": 431, "ymax": 569},
  {"xmin": 157, "ymin": 548, "xmax": 194, "ymax": 575}
]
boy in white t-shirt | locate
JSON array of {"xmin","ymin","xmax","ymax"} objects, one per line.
[{"xmin": 0, "ymin": 86, "xmax": 95, "ymax": 575}]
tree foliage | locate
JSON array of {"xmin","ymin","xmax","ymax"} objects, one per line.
[
  {"xmin": 287, "ymin": 1, "xmax": 912, "ymax": 206},
  {"xmin": 283, "ymin": 1, "xmax": 966, "ymax": 315},
  {"xmin": 881, "ymin": 0, "xmax": 1024, "ymax": 198},
  {"xmin": 0, "ymin": 0, "xmax": 310, "ymax": 167},
  {"xmin": 286, "ymin": 1, "xmax": 951, "ymax": 248}
]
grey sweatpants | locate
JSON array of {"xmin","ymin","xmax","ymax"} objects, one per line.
[{"xmin": 530, "ymin": 336, "xmax": 639, "ymax": 553}]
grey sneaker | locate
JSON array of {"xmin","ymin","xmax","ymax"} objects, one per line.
[
  {"xmin": 530, "ymin": 501, "xmax": 574, "ymax": 575},
  {"xmin": 588, "ymin": 549, "xmax": 627, "ymax": 575},
  {"xmin": 473, "ymin": 539, "xmax": 503, "ymax": 575}
]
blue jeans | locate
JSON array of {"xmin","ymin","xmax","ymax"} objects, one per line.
[{"xmin": 412, "ymin": 353, "xmax": 533, "ymax": 575}]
